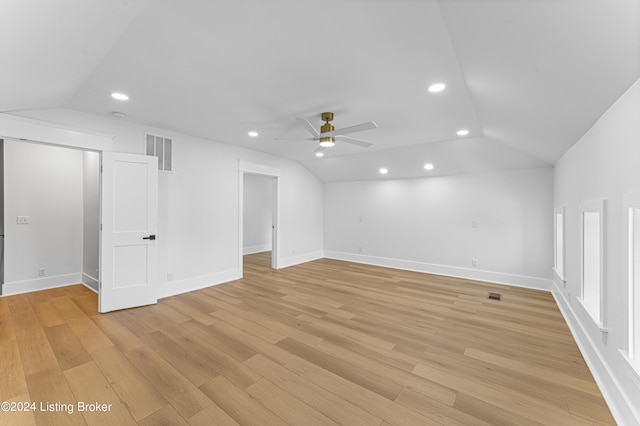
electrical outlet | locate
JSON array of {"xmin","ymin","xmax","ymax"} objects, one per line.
[
  {"xmin": 17, "ymin": 216, "xmax": 29, "ymax": 225},
  {"xmin": 358, "ymin": 246, "xmax": 363, "ymax": 253},
  {"xmin": 167, "ymin": 272, "xmax": 174, "ymax": 281},
  {"xmin": 471, "ymin": 220, "xmax": 478, "ymax": 229},
  {"xmin": 38, "ymin": 268, "xmax": 46, "ymax": 277},
  {"xmin": 358, "ymin": 216, "xmax": 363, "ymax": 222},
  {"xmin": 471, "ymin": 259, "xmax": 478, "ymax": 267}
]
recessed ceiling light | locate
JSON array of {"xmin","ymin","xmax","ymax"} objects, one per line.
[
  {"xmin": 424, "ymin": 163, "xmax": 434, "ymax": 170},
  {"xmin": 248, "ymin": 131, "xmax": 259, "ymax": 137},
  {"xmin": 111, "ymin": 92, "xmax": 129, "ymax": 101},
  {"xmin": 428, "ymin": 83, "xmax": 446, "ymax": 93},
  {"xmin": 315, "ymin": 152, "xmax": 324, "ymax": 157},
  {"xmin": 457, "ymin": 129, "xmax": 469, "ymax": 136},
  {"xmin": 379, "ymin": 168, "xmax": 388, "ymax": 175}
]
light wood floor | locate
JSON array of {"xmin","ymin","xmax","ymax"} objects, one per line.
[{"xmin": 0, "ymin": 252, "xmax": 614, "ymax": 425}]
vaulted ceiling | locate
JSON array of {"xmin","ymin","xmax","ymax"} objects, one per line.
[{"xmin": 2, "ymin": 0, "xmax": 638, "ymax": 182}]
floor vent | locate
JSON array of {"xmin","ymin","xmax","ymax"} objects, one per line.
[{"xmin": 488, "ymin": 292, "xmax": 502, "ymax": 301}]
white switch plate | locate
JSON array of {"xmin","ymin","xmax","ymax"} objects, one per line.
[{"xmin": 17, "ymin": 216, "xmax": 29, "ymax": 224}]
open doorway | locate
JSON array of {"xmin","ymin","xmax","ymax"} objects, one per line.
[
  {"xmin": 243, "ymin": 173, "xmax": 275, "ymax": 272},
  {"xmin": 1, "ymin": 139, "xmax": 100, "ymax": 296},
  {"xmin": 238, "ymin": 162, "xmax": 280, "ymax": 276}
]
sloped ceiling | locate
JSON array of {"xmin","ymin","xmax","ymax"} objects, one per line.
[{"xmin": 2, "ymin": 0, "xmax": 638, "ymax": 182}]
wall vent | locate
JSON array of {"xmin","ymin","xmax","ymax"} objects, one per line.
[
  {"xmin": 145, "ymin": 133, "xmax": 172, "ymax": 172},
  {"xmin": 488, "ymin": 292, "xmax": 502, "ymax": 301}
]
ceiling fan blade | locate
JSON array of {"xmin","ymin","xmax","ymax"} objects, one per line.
[
  {"xmin": 321, "ymin": 121, "xmax": 377, "ymax": 138},
  {"xmin": 314, "ymin": 146, "xmax": 325, "ymax": 153},
  {"xmin": 335, "ymin": 135, "xmax": 373, "ymax": 148},
  {"xmin": 296, "ymin": 117, "xmax": 320, "ymax": 138}
]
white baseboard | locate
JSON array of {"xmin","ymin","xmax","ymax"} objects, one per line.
[
  {"xmin": 159, "ymin": 268, "xmax": 241, "ymax": 299},
  {"xmin": 243, "ymin": 244, "xmax": 272, "ymax": 255},
  {"xmin": 551, "ymin": 279, "xmax": 640, "ymax": 426},
  {"xmin": 81, "ymin": 273, "xmax": 99, "ymax": 293},
  {"xmin": 278, "ymin": 250, "xmax": 324, "ymax": 269},
  {"xmin": 323, "ymin": 251, "xmax": 552, "ymax": 292},
  {"xmin": 2, "ymin": 272, "xmax": 83, "ymax": 296}
]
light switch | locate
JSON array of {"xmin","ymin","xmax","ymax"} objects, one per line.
[{"xmin": 17, "ymin": 216, "xmax": 29, "ymax": 225}]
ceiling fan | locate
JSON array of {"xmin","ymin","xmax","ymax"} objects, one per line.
[{"xmin": 281, "ymin": 112, "xmax": 377, "ymax": 154}]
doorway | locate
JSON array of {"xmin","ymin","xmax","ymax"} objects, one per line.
[
  {"xmin": 1, "ymin": 139, "xmax": 100, "ymax": 296},
  {"xmin": 238, "ymin": 162, "xmax": 280, "ymax": 275}
]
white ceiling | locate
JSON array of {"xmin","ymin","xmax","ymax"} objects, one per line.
[{"xmin": 2, "ymin": 0, "xmax": 638, "ymax": 182}]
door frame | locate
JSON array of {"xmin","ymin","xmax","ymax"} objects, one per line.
[
  {"xmin": 0, "ymin": 115, "xmax": 112, "ymax": 299},
  {"xmin": 238, "ymin": 161, "xmax": 280, "ymax": 273}
]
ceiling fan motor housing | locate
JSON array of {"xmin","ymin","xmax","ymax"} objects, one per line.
[{"xmin": 320, "ymin": 112, "xmax": 336, "ymax": 146}]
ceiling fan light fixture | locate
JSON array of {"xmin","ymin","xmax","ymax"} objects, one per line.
[
  {"xmin": 319, "ymin": 137, "xmax": 335, "ymax": 147},
  {"xmin": 315, "ymin": 152, "xmax": 324, "ymax": 157}
]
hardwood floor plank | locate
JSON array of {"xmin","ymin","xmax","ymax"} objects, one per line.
[
  {"xmin": 0, "ymin": 393, "xmax": 37, "ymax": 426},
  {"xmin": 211, "ymin": 309, "xmax": 286, "ymax": 344},
  {"xmin": 452, "ymin": 392, "xmax": 546, "ymax": 426},
  {"xmin": 32, "ymin": 301, "xmax": 65, "ymax": 328},
  {"xmin": 64, "ymin": 362, "xmax": 137, "ymax": 425},
  {"xmin": 7, "ymin": 298, "xmax": 59, "ymax": 376},
  {"xmin": 67, "ymin": 317, "xmax": 114, "ymax": 354},
  {"xmin": 276, "ymin": 337, "xmax": 404, "ymax": 400},
  {"xmin": 26, "ymin": 368, "xmax": 86, "ymax": 426},
  {"xmin": 43, "ymin": 324, "xmax": 92, "ymax": 371},
  {"xmin": 0, "ymin": 297, "xmax": 16, "ymax": 342},
  {"xmin": 285, "ymin": 355, "xmax": 439, "ymax": 426},
  {"xmin": 198, "ymin": 375, "xmax": 288, "ymax": 426},
  {"xmin": 91, "ymin": 347, "xmax": 167, "ymax": 422},
  {"xmin": 395, "ymin": 387, "xmax": 493, "ymax": 426},
  {"xmin": 0, "ymin": 339, "xmax": 29, "ymax": 402},
  {"xmin": 187, "ymin": 403, "xmax": 239, "ymax": 426},
  {"xmin": 139, "ymin": 405, "xmax": 189, "ymax": 426},
  {"xmin": 139, "ymin": 331, "xmax": 218, "ymax": 387},
  {"xmin": 244, "ymin": 354, "xmax": 383, "ymax": 426},
  {"xmin": 463, "ymin": 347, "xmax": 601, "ymax": 396},
  {"xmin": 246, "ymin": 378, "xmax": 340, "ymax": 426},
  {"xmin": 124, "ymin": 345, "xmax": 212, "ymax": 419},
  {"xmin": 90, "ymin": 314, "xmax": 144, "ymax": 352}
]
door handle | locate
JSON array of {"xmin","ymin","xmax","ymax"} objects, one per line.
[{"xmin": 143, "ymin": 235, "xmax": 156, "ymax": 240}]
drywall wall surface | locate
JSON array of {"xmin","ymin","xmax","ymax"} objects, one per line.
[
  {"xmin": 324, "ymin": 167, "xmax": 553, "ymax": 289},
  {"xmin": 243, "ymin": 173, "xmax": 273, "ymax": 254},
  {"xmin": 3, "ymin": 140, "xmax": 83, "ymax": 293},
  {"xmin": 3, "ymin": 108, "xmax": 324, "ymax": 297},
  {"xmin": 553, "ymin": 78, "xmax": 640, "ymax": 425},
  {"xmin": 82, "ymin": 150, "xmax": 100, "ymax": 290}
]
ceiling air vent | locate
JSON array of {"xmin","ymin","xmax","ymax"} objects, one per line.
[{"xmin": 145, "ymin": 133, "xmax": 172, "ymax": 172}]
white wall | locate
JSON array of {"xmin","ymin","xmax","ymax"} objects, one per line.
[
  {"xmin": 1, "ymin": 109, "xmax": 324, "ymax": 298},
  {"xmin": 3, "ymin": 140, "xmax": 83, "ymax": 294},
  {"xmin": 82, "ymin": 151, "xmax": 100, "ymax": 291},
  {"xmin": 553, "ymin": 78, "xmax": 640, "ymax": 425},
  {"xmin": 243, "ymin": 174, "xmax": 273, "ymax": 255},
  {"xmin": 324, "ymin": 168, "xmax": 553, "ymax": 290}
]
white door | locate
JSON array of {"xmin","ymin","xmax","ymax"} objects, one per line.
[{"xmin": 99, "ymin": 152, "xmax": 158, "ymax": 313}]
